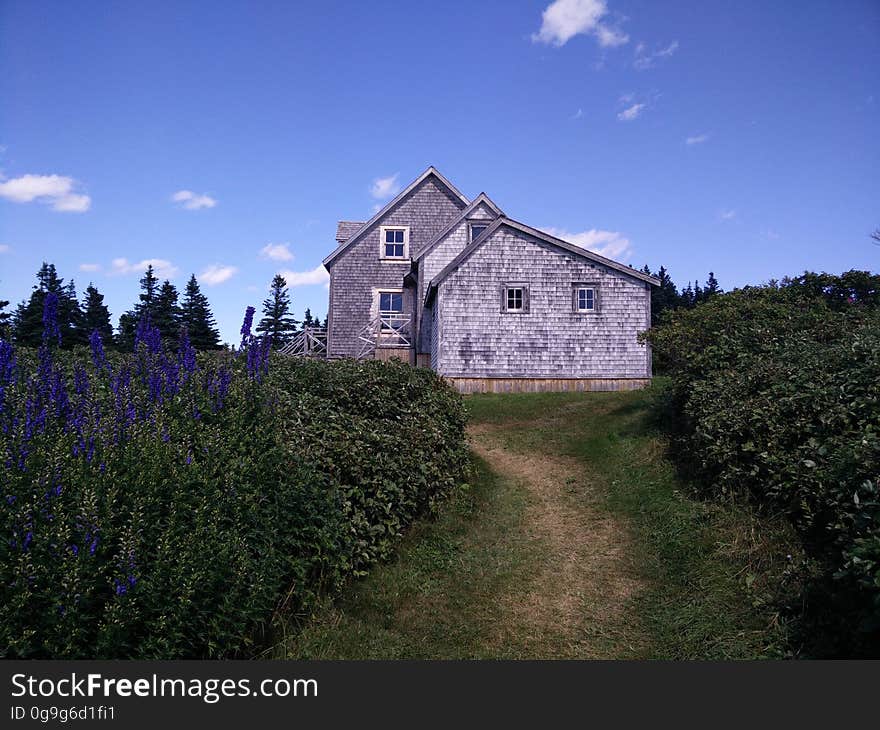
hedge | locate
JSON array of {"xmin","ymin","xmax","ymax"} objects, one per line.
[
  {"xmin": 644, "ymin": 282, "xmax": 880, "ymax": 656},
  {"xmin": 0, "ymin": 309, "xmax": 468, "ymax": 658}
]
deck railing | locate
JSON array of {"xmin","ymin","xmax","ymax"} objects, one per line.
[
  {"xmin": 279, "ymin": 327, "xmax": 328, "ymax": 357},
  {"xmin": 357, "ymin": 314, "xmax": 411, "ymax": 360}
]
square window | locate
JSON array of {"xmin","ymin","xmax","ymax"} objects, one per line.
[
  {"xmin": 575, "ymin": 286, "xmax": 596, "ymax": 312},
  {"xmin": 380, "ymin": 227, "xmax": 409, "ymax": 259},
  {"xmin": 379, "ymin": 292, "xmax": 403, "ymax": 313}
]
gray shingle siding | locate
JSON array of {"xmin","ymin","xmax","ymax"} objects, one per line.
[
  {"xmin": 416, "ymin": 202, "xmax": 501, "ymax": 352},
  {"xmin": 434, "ymin": 226, "xmax": 652, "ymax": 378},
  {"xmin": 326, "ymin": 177, "xmax": 465, "ymax": 358}
]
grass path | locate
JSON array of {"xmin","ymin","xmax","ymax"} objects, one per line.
[{"xmin": 277, "ymin": 386, "xmax": 796, "ymax": 659}]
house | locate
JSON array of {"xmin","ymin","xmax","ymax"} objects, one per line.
[{"xmin": 322, "ymin": 166, "xmax": 659, "ymax": 393}]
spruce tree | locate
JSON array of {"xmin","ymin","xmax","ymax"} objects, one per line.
[
  {"xmin": 62, "ymin": 280, "xmax": 88, "ymax": 347},
  {"xmin": 180, "ymin": 274, "xmax": 221, "ymax": 350},
  {"xmin": 153, "ymin": 280, "xmax": 181, "ymax": 341},
  {"xmin": 82, "ymin": 283, "xmax": 114, "ymax": 341},
  {"xmin": 117, "ymin": 264, "xmax": 162, "ymax": 351},
  {"xmin": 704, "ymin": 271, "xmax": 722, "ymax": 300},
  {"xmin": 13, "ymin": 263, "xmax": 73, "ymax": 346},
  {"xmin": 0, "ymin": 284, "xmax": 11, "ymax": 339},
  {"xmin": 256, "ymin": 274, "xmax": 297, "ymax": 348},
  {"xmin": 301, "ymin": 308, "xmax": 315, "ymax": 330}
]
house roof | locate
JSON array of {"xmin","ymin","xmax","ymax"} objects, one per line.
[
  {"xmin": 323, "ymin": 166, "xmax": 470, "ymax": 268},
  {"xmin": 414, "ymin": 192, "xmax": 504, "ymax": 264},
  {"xmin": 424, "ymin": 216, "xmax": 660, "ymax": 306},
  {"xmin": 335, "ymin": 220, "xmax": 365, "ymax": 244}
]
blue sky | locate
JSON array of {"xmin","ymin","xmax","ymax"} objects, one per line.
[{"xmin": 1, "ymin": 0, "xmax": 878, "ymax": 344}]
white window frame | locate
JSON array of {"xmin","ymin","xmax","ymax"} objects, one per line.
[
  {"xmin": 573, "ymin": 285, "xmax": 598, "ymax": 313},
  {"xmin": 379, "ymin": 226, "xmax": 410, "ymax": 261},
  {"xmin": 503, "ymin": 283, "xmax": 529, "ymax": 313},
  {"xmin": 468, "ymin": 221, "xmax": 489, "ymax": 243}
]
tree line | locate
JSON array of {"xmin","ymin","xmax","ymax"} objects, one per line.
[
  {"xmin": 641, "ymin": 265, "xmax": 722, "ymax": 324},
  {"xmin": 0, "ymin": 264, "xmax": 324, "ymax": 350}
]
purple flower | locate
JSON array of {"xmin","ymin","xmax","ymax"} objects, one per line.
[
  {"xmin": 239, "ymin": 306, "xmax": 255, "ymax": 351},
  {"xmin": 42, "ymin": 292, "xmax": 61, "ymax": 346},
  {"xmin": 177, "ymin": 328, "xmax": 197, "ymax": 374},
  {"xmin": 135, "ymin": 314, "xmax": 162, "ymax": 354},
  {"xmin": 89, "ymin": 329, "xmax": 107, "ymax": 371}
]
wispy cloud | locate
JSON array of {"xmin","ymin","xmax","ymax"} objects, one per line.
[
  {"xmin": 685, "ymin": 133, "xmax": 710, "ymax": 145},
  {"xmin": 761, "ymin": 228, "xmax": 780, "ymax": 240},
  {"xmin": 370, "ymin": 174, "xmax": 400, "ymax": 200},
  {"xmin": 79, "ymin": 263, "xmax": 101, "ymax": 272},
  {"xmin": 109, "ymin": 257, "xmax": 179, "ymax": 278},
  {"xmin": 171, "ymin": 190, "xmax": 217, "ymax": 210},
  {"xmin": 259, "ymin": 243, "xmax": 294, "ymax": 262},
  {"xmin": 633, "ymin": 40, "xmax": 678, "ymax": 70},
  {"xmin": 617, "ymin": 103, "xmax": 646, "ymax": 121},
  {"xmin": 200, "ymin": 264, "xmax": 238, "ymax": 286},
  {"xmin": 0, "ymin": 244, "xmax": 11, "ymax": 254},
  {"xmin": 532, "ymin": 0, "xmax": 628, "ymax": 48},
  {"xmin": 571, "ymin": 108, "xmax": 584, "ymax": 120},
  {"xmin": 719, "ymin": 209, "xmax": 737, "ymax": 221},
  {"xmin": 0, "ymin": 173, "xmax": 91, "ymax": 212},
  {"xmin": 278, "ymin": 265, "xmax": 330, "ymax": 287},
  {"xmin": 544, "ymin": 226, "xmax": 632, "ymax": 261}
]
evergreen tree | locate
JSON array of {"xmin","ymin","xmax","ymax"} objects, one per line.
[
  {"xmin": 138, "ymin": 265, "xmax": 160, "ymax": 317},
  {"xmin": 180, "ymin": 274, "xmax": 221, "ymax": 350},
  {"xmin": 645, "ymin": 265, "xmax": 682, "ymax": 325},
  {"xmin": 117, "ymin": 264, "xmax": 162, "ymax": 350},
  {"xmin": 0, "ymin": 283, "xmax": 11, "ymax": 339},
  {"xmin": 692, "ymin": 281, "xmax": 704, "ymax": 306},
  {"xmin": 153, "ymin": 280, "xmax": 181, "ymax": 341},
  {"xmin": 62, "ymin": 280, "xmax": 88, "ymax": 347},
  {"xmin": 301, "ymin": 308, "xmax": 315, "ymax": 330},
  {"xmin": 82, "ymin": 283, "xmax": 114, "ymax": 341},
  {"xmin": 679, "ymin": 282, "xmax": 695, "ymax": 309},
  {"xmin": 256, "ymin": 274, "xmax": 298, "ymax": 348},
  {"xmin": 704, "ymin": 271, "xmax": 722, "ymax": 300},
  {"xmin": 13, "ymin": 263, "xmax": 83, "ymax": 347}
]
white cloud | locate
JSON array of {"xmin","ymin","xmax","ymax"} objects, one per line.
[
  {"xmin": 110, "ymin": 257, "xmax": 179, "ymax": 278},
  {"xmin": 259, "ymin": 242, "xmax": 294, "ymax": 262},
  {"xmin": 278, "ymin": 265, "xmax": 330, "ymax": 287},
  {"xmin": 685, "ymin": 133, "xmax": 710, "ymax": 145},
  {"xmin": 544, "ymin": 227, "xmax": 632, "ymax": 261},
  {"xmin": 370, "ymin": 174, "xmax": 400, "ymax": 200},
  {"xmin": 79, "ymin": 263, "xmax": 101, "ymax": 272},
  {"xmin": 0, "ymin": 244, "xmax": 10, "ymax": 254},
  {"xmin": 171, "ymin": 190, "xmax": 217, "ymax": 210},
  {"xmin": 617, "ymin": 103, "xmax": 645, "ymax": 121},
  {"xmin": 571, "ymin": 108, "xmax": 584, "ymax": 120},
  {"xmin": 0, "ymin": 173, "xmax": 91, "ymax": 212},
  {"xmin": 200, "ymin": 264, "xmax": 238, "ymax": 286},
  {"xmin": 633, "ymin": 40, "xmax": 678, "ymax": 70},
  {"xmin": 532, "ymin": 0, "xmax": 628, "ymax": 48},
  {"xmin": 719, "ymin": 209, "xmax": 736, "ymax": 221}
]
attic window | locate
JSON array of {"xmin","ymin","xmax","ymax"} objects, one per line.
[
  {"xmin": 469, "ymin": 223, "xmax": 488, "ymax": 242},
  {"xmin": 380, "ymin": 226, "xmax": 409, "ymax": 260}
]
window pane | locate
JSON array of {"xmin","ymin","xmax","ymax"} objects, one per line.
[
  {"xmin": 471, "ymin": 225, "xmax": 487, "ymax": 240},
  {"xmin": 379, "ymin": 293, "xmax": 391, "ymax": 311},
  {"xmin": 395, "ymin": 230, "xmax": 404, "ymax": 243},
  {"xmin": 390, "ymin": 293, "xmax": 402, "ymax": 312},
  {"xmin": 395, "ymin": 244, "xmax": 404, "ymax": 257},
  {"xmin": 507, "ymin": 288, "xmax": 522, "ymax": 310},
  {"xmin": 385, "ymin": 230, "xmax": 395, "ymax": 243}
]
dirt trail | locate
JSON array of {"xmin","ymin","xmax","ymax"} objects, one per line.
[{"xmin": 468, "ymin": 423, "xmax": 647, "ymax": 657}]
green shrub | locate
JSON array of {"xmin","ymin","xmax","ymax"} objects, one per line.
[
  {"xmin": 0, "ymin": 327, "xmax": 468, "ymax": 658},
  {"xmin": 644, "ymin": 283, "xmax": 880, "ymax": 656}
]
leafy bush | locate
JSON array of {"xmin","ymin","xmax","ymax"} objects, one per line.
[
  {"xmin": 644, "ymin": 281, "xmax": 880, "ymax": 656},
  {"xmin": 0, "ymin": 300, "xmax": 468, "ymax": 658}
]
